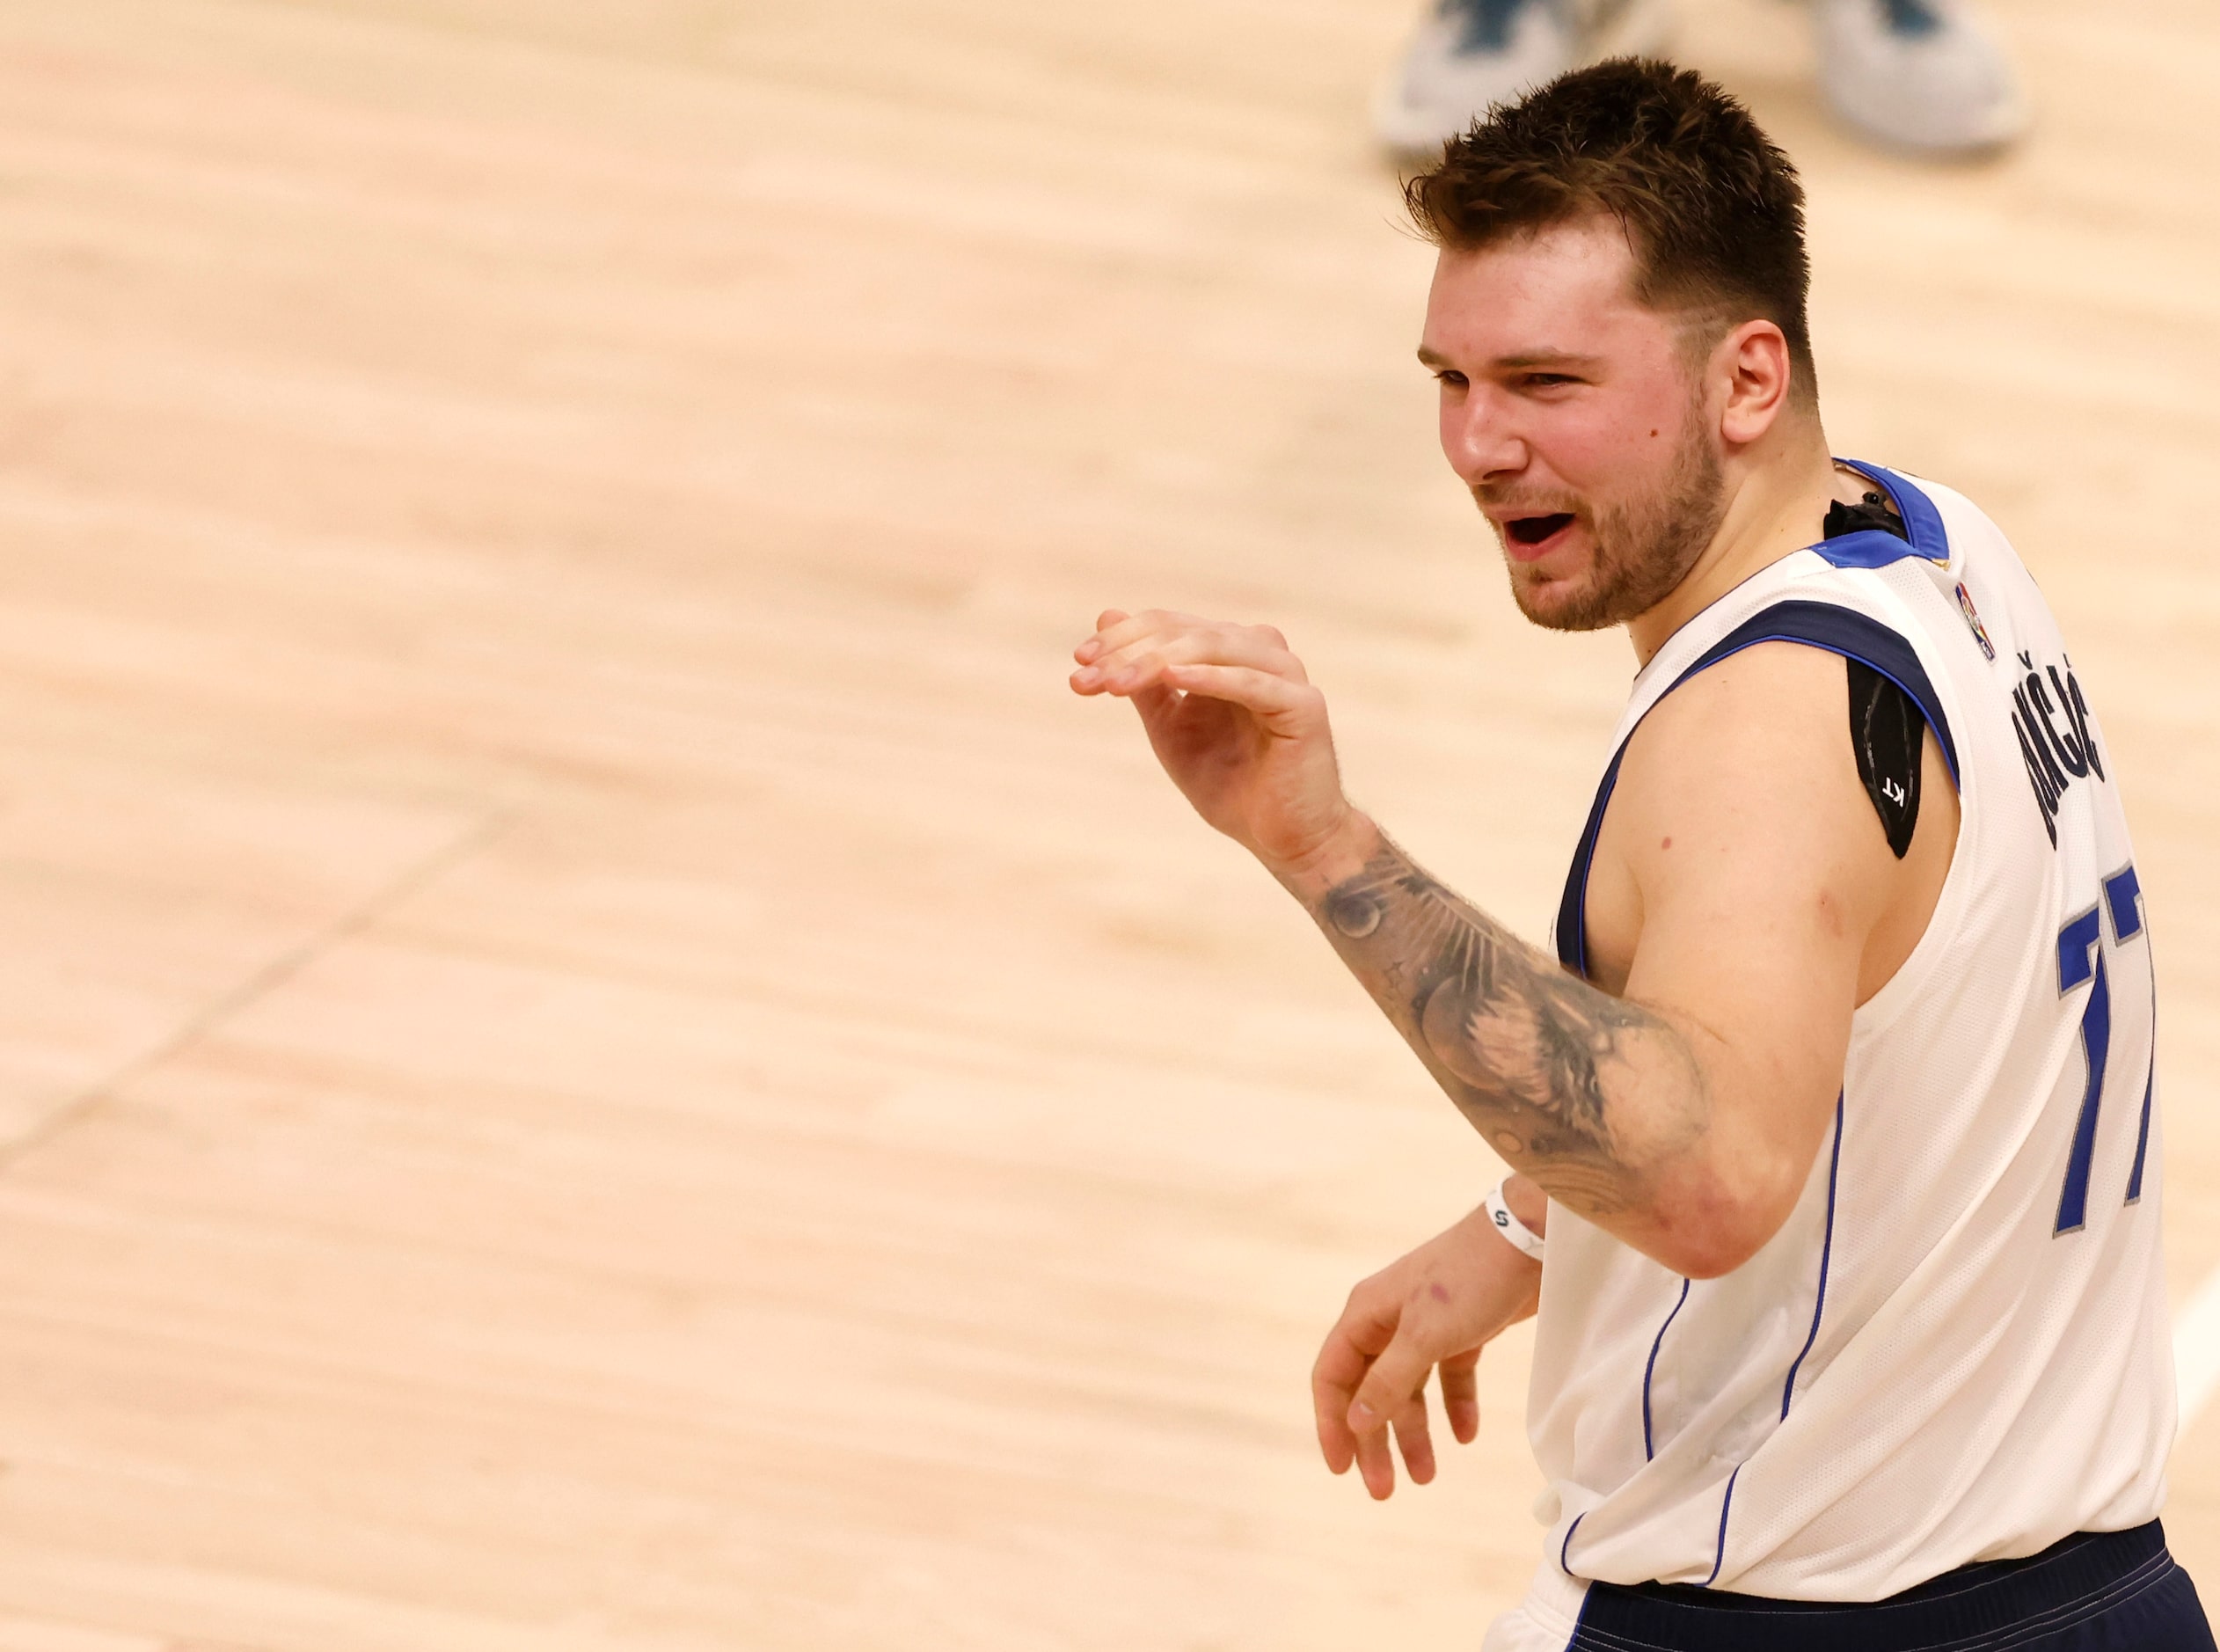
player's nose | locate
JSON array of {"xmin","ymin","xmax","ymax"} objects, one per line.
[{"xmin": 1439, "ymin": 392, "xmax": 1529, "ymax": 487}]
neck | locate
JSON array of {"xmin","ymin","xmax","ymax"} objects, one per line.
[{"xmin": 1625, "ymin": 415, "xmax": 1838, "ymax": 668}]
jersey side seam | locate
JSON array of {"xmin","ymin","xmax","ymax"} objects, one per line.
[
  {"xmin": 1779, "ymin": 1097, "xmax": 1848, "ymax": 1421},
  {"xmin": 1643, "ymin": 1278, "xmax": 1692, "ymax": 1460}
]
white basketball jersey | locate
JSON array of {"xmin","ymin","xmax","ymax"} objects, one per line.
[{"xmin": 1487, "ymin": 462, "xmax": 2173, "ymax": 1650}]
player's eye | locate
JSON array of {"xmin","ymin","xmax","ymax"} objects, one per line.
[
  {"xmin": 1433, "ymin": 369, "xmax": 1468, "ymax": 389},
  {"xmin": 1523, "ymin": 372, "xmax": 1577, "ymax": 389}
]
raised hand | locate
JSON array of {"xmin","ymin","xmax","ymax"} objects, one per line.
[
  {"xmin": 1312, "ymin": 1204, "xmax": 1542, "ymax": 1500},
  {"xmin": 1070, "ymin": 609, "xmax": 1355, "ymax": 874}
]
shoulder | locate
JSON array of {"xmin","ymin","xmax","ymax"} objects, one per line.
[
  {"xmin": 1607, "ymin": 640, "xmax": 1885, "ymax": 910},
  {"xmin": 1623, "ymin": 638, "xmax": 1852, "ymax": 784}
]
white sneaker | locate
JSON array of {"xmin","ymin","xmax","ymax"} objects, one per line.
[
  {"xmin": 1375, "ymin": 0, "xmax": 1676, "ymax": 155},
  {"xmin": 1815, "ymin": 0, "xmax": 2028, "ymax": 153}
]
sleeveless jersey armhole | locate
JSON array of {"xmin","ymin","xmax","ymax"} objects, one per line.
[{"xmin": 1555, "ymin": 602, "xmax": 1959, "ymax": 976}]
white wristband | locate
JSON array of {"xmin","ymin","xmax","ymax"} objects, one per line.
[{"xmin": 1484, "ymin": 1180, "xmax": 1546, "ymax": 1263}]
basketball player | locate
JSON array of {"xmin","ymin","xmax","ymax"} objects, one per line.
[{"xmin": 1070, "ymin": 60, "xmax": 2211, "ymax": 1650}]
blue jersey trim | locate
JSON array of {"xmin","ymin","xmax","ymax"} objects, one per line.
[
  {"xmin": 1685, "ymin": 1100, "xmax": 1838, "ymax": 1590},
  {"xmin": 1687, "ymin": 603, "xmax": 1960, "ymax": 783},
  {"xmin": 1642, "ymin": 1278, "xmax": 1691, "ymax": 1460},
  {"xmin": 1700, "ymin": 1466, "xmax": 1743, "ymax": 1588},
  {"xmin": 1806, "ymin": 528, "xmax": 1926, "ymax": 571},
  {"xmin": 1829, "ymin": 459, "xmax": 1952, "ymax": 567},
  {"xmin": 1560, "ymin": 1511, "xmax": 1588, "ymax": 1577},
  {"xmin": 1554, "ymin": 746, "xmax": 1631, "ymax": 974},
  {"xmin": 1554, "ymin": 601, "xmax": 1959, "ymax": 976},
  {"xmin": 1778, "ymin": 1097, "xmax": 1845, "ymax": 1420}
]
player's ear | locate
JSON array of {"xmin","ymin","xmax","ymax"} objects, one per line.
[{"xmin": 1718, "ymin": 318, "xmax": 1794, "ymax": 447}]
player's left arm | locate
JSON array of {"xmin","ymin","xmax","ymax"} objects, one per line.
[
  {"xmin": 1311, "ymin": 643, "xmax": 1932, "ymax": 1277},
  {"xmin": 1074, "ymin": 612, "xmax": 1946, "ymax": 1278},
  {"xmin": 1311, "ymin": 646, "xmax": 1943, "ymax": 1495},
  {"xmin": 1308, "ymin": 639, "xmax": 1948, "ymax": 1276}
]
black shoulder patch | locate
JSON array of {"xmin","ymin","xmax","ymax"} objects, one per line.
[{"xmin": 1848, "ymin": 657, "xmax": 1921, "ymax": 858}]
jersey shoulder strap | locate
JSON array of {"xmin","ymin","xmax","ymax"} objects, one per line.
[{"xmin": 1552, "ymin": 598, "xmax": 1959, "ymax": 975}]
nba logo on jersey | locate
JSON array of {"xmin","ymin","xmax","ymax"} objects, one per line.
[{"xmin": 1956, "ymin": 580, "xmax": 1997, "ymax": 661}]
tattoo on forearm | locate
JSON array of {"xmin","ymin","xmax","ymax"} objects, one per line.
[{"xmin": 1311, "ymin": 841, "xmax": 1705, "ymax": 1216}]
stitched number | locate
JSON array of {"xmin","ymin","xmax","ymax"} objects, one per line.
[
  {"xmin": 2053, "ymin": 909, "xmax": 2109, "ymax": 1234},
  {"xmin": 2056, "ymin": 864, "xmax": 2147, "ymax": 1236},
  {"xmin": 2107, "ymin": 867, "xmax": 2154, "ymax": 1204}
]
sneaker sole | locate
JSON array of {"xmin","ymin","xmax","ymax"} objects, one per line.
[
  {"xmin": 1822, "ymin": 82, "xmax": 2030, "ymax": 154},
  {"xmin": 1374, "ymin": 0, "xmax": 1678, "ymax": 154}
]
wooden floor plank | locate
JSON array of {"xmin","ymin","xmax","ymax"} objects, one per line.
[{"xmin": 0, "ymin": 0, "xmax": 2214, "ymax": 1644}]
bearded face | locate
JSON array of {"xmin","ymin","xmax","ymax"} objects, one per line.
[
  {"xmin": 1419, "ymin": 222, "xmax": 1746, "ymax": 638},
  {"xmin": 1482, "ymin": 397, "xmax": 1727, "ymax": 634}
]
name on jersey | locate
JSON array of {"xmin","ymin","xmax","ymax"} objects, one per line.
[{"xmin": 2010, "ymin": 649, "xmax": 2105, "ymax": 849}]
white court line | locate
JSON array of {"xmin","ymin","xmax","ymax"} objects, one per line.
[{"xmin": 2176, "ymin": 1268, "xmax": 2220, "ymax": 1430}]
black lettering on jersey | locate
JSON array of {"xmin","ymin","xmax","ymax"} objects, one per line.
[
  {"xmin": 2009, "ymin": 649, "xmax": 2107, "ymax": 850},
  {"xmin": 2011, "ymin": 708, "xmax": 2062, "ymax": 845},
  {"xmin": 2058, "ymin": 665, "xmax": 2105, "ymax": 782}
]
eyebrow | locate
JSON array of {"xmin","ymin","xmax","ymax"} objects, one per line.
[{"xmin": 1415, "ymin": 346, "xmax": 1604, "ymax": 371}]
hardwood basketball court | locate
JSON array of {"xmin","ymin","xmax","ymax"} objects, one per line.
[{"xmin": 0, "ymin": 1, "xmax": 2216, "ymax": 1646}]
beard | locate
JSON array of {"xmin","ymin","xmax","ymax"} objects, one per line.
[{"xmin": 1484, "ymin": 413, "xmax": 1727, "ymax": 634}]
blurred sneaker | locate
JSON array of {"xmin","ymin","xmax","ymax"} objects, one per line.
[
  {"xmin": 1816, "ymin": 0, "xmax": 2028, "ymax": 153},
  {"xmin": 1375, "ymin": 0, "xmax": 1675, "ymax": 154}
]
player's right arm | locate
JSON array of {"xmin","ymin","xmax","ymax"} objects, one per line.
[{"xmin": 1071, "ymin": 609, "xmax": 1931, "ymax": 1282}]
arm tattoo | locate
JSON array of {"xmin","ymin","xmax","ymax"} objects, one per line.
[{"xmin": 1311, "ymin": 839, "xmax": 1706, "ymax": 1217}]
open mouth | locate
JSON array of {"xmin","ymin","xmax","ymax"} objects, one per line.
[
  {"xmin": 1501, "ymin": 512, "xmax": 1578, "ymax": 561},
  {"xmin": 1506, "ymin": 512, "xmax": 1575, "ymax": 548}
]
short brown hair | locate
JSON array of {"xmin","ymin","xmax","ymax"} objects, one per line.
[{"xmin": 1406, "ymin": 59, "xmax": 1816, "ymax": 401}]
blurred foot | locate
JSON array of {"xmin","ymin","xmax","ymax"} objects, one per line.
[
  {"xmin": 1375, "ymin": 0, "xmax": 1675, "ymax": 155},
  {"xmin": 1816, "ymin": 0, "xmax": 2028, "ymax": 153}
]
